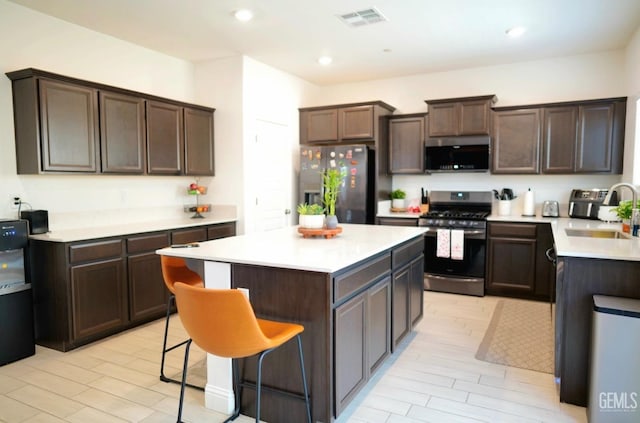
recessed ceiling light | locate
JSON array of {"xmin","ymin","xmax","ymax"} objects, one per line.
[
  {"xmin": 505, "ymin": 26, "xmax": 526, "ymax": 38},
  {"xmin": 318, "ymin": 56, "xmax": 333, "ymax": 66},
  {"xmin": 234, "ymin": 9, "xmax": 253, "ymax": 22}
]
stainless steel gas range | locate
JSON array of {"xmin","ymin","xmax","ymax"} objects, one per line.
[{"xmin": 418, "ymin": 191, "xmax": 492, "ymax": 297}]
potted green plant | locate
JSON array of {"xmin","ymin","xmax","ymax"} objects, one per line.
[
  {"xmin": 297, "ymin": 203, "xmax": 325, "ymax": 228},
  {"xmin": 323, "ymin": 166, "xmax": 347, "ymax": 229},
  {"xmin": 390, "ymin": 189, "xmax": 407, "ymax": 209},
  {"xmin": 614, "ymin": 200, "xmax": 640, "ymax": 233}
]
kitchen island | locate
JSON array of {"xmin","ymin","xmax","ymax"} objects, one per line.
[
  {"xmin": 157, "ymin": 223, "xmax": 426, "ymax": 423},
  {"xmin": 548, "ymin": 218, "xmax": 640, "ymax": 408}
]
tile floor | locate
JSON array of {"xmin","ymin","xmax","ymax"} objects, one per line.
[{"xmin": 0, "ymin": 292, "xmax": 587, "ymax": 423}]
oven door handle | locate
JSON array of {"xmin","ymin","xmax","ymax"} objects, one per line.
[{"xmin": 423, "ymin": 229, "xmax": 485, "ymax": 238}]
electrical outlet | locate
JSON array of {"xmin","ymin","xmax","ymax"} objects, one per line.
[{"xmin": 10, "ymin": 196, "xmax": 21, "ymax": 209}]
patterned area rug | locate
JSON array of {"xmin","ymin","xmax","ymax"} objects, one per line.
[{"xmin": 475, "ymin": 299, "xmax": 554, "ymax": 374}]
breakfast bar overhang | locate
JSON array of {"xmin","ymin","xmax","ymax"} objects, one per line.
[{"xmin": 157, "ymin": 224, "xmax": 426, "ymax": 423}]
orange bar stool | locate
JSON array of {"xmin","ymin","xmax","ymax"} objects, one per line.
[
  {"xmin": 173, "ymin": 282, "xmax": 312, "ymax": 423},
  {"xmin": 159, "ymin": 256, "xmax": 204, "ymax": 388}
]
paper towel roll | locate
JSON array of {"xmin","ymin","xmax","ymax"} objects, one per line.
[{"xmin": 523, "ymin": 189, "xmax": 535, "ymax": 216}]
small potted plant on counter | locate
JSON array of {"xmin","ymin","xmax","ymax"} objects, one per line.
[
  {"xmin": 297, "ymin": 203, "xmax": 325, "ymax": 229},
  {"xmin": 323, "ymin": 166, "xmax": 347, "ymax": 229},
  {"xmin": 614, "ymin": 200, "xmax": 640, "ymax": 233},
  {"xmin": 390, "ymin": 189, "xmax": 407, "ymax": 210}
]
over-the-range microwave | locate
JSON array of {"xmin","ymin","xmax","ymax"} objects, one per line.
[{"xmin": 424, "ymin": 136, "xmax": 490, "ymax": 173}]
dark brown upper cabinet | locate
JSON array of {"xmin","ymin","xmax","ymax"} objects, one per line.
[
  {"xmin": 576, "ymin": 101, "xmax": 625, "ymax": 174},
  {"xmin": 6, "ymin": 68, "xmax": 215, "ymax": 176},
  {"xmin": 146, "ymin": 100, "xmax": 183, "ymax": 175},
  {"xmin": 99, "ymin": 91, "xmax": 146, "ymax": 174},
  {"xmin": 542, "ymin": 107, "xmax": 578, "ymax": 174},
  {"xmin": 184, "ymin": 107, "xmax": 215, "ymax": 176},
  {"xmin": 8, "ymin": 75, "xmax": 100, "ymax": 174},
  {"xmin": 493, "ymin": 97, "xmax": 625, "ymax": 175},
  {"xmin": 388, "ymin": 114, "xmax": 427, "ymax": 174},
  {"xmin": 340, "ymin": 105, "xmax": 375, "ymax": 140},
  {"xmin": 299, "ymin": 101, "xmax": 395, "ymax": 145},
  {"xmin": 425, "ymin": 95, "xmax": 496, "ymax": 137},
  {"xmin": 492, "ymin": 109, "xmax": 542, "ymax": 174}
]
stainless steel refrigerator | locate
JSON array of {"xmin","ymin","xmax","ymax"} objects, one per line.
[{"xmin": 299, "ymin": 145, "xmax": 375, "ymax": 224}]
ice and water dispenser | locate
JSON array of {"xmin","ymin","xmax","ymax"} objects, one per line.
[{"xmin": 0, "ymin": 219, "xmax": 35, "ymax": 365}]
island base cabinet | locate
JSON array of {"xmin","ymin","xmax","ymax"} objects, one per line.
[
  {"xmin": 556, "ymin": 257, "xmax": 640, "ymax": 407},
  {"xmin": 335, "ymin": 276, "xmax": 391, "ymax": 415}
]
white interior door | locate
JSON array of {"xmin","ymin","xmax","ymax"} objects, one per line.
[{"xmin": 251, "ymin": 119, "xmax": 292, "ymax": 232}]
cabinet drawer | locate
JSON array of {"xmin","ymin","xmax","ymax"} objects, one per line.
[
  {"xmin": 208, "ymin": 223, "xmax": 236, "ymax": 240},
  {"xmin": 489, "ymin": 223, "xmax": 536, "ymax": 238},
  {"xmin": 334, "ymin": 253, "xmax": 390, "ymax": 304},
  {"xmin": 69, "ymin": 239, "xmax": 123, "ymax": 264},
  {"xmin": 171, "ymin": 227, "xmax": 207, "ymax": 244},
  {"xmin": 126, "ymin": 232, "xmax": 170, "ymax": 254},
  {"xmin": 392, "ymin": 237, "xmax": 424, "ymax": 268}
]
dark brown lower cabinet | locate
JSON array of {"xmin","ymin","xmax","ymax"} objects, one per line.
[
  {"xmin": 71, "ymin": 257, "xmax": 127, "ymax": 341},
  {"xmin": 29, "ymin": 221, "xmax": 235, "ymax": 351},
  {"xmin": 486, "ymin": 222, "xmax": 554, "ymax": 301}
]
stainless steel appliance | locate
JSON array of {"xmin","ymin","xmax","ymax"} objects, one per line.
[
  {"xmin": 568, "ymin": 189, "xmax": 616, "ymax": 220},
  {"xmin": 542, "ymin": 200, "xmax": 560, "ymax": 217},
  {"xmin": 419, "ymin": 191, "xmax": 492, "ymax": 297},
  {"xmin": 0, "ymin": 219, "xmax": 35, "ymax": 365},
  {"xmin": 299, "ymin": 145, "xmax": 375, "ymax": 224},
  {"xmin": 424, "ymin": 136, "xmax": 490, "ymax": 173}
]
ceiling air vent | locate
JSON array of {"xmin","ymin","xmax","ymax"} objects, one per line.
[{"xmin": 337, "ymin": 7, "xmax": 388, "ymax": 28}]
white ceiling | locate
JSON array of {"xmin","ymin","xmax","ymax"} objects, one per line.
[{"xmin": 9, "ymin": 0, "xmax": 640, "ymax": 85}]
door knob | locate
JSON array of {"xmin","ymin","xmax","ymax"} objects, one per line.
[{"xmin": 285, "ymin": 209, "xmax": 291, "ymax": 215}]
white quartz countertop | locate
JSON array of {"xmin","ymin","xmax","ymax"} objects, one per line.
[
  {"xmin": 157, "ymin": 224, "xmax": 427, "ymax": 273},
  {"xmin": 29, "ymin": 215, "xmax": 237, "ymax": 243},
  {"xmin": 490, "ymin": 215, "xmax": 640, "ymax": 261}
]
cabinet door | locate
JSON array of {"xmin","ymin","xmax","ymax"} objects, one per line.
[
  {"xmin": 305, "ymin": 109, "xmax": 338, "ymax": 143},
  {"xmin": 71, "ymin": 258, "xmax": 127, "ymax": 341},
  {"xmin": 128, "ymin": 252, "xmax": 168, "ymax": 322},
  {"xmin": 207, "ymin": 222, "xmax": 236, "ymax": 240},
  {"xmin": 368, "ymin": 277, "xmax": 390, "ymax": 375},
  {"xmin": 99, "ymin": 91, "xmax": 146, "ymax": 174},
  {"xmin": 184, "ymin": 107, "xmax": 215, "ymax": 176},
  {"xmin": 389, "ymin": 116, "xmax": 425, "ymax": 174},
  {"xmin": 39, "ymin": 79, "xmax": 99, "ymax": 172},
  {"xmin": 171, "ymin": 227, "xmax": 207, "ymax": 244},
  {"xmin": 335, "ymin": 291, "xmax": 367, "ymax": 415},
  {"xmin": 486, "ymin": 237, "xmax": 536, "ymax": 295},
  {"xmin": 339, "ymin": 105, "xmax": 374, "ymax": 140},
  {"xmin": 459, "ymin": 99, "xmax": 491, "ymax": 135},
  {"xmin": 492, "ymin": 109, "xmax": 541, "ymax": 174},
  {"xmin": 409, "ymin": 255, "xmax": 424, "ymax": 327},
  {"xmin": 146, "ymin": 100, "xmax": 183, "ymax": 174},
  {"xmin": 542, "ymin": 107, "xmax": 577, "ymax": 174},
  {"xmin": 576, "ymin": 103, "xmax": 614, "ymax": 173},
  {"xmin": 428, "ymin": 103, "xmax": 458, "ymax": 137},
  {"xmin": 392, "ymin": 264, "xmax": 410, "ymax": 348}
]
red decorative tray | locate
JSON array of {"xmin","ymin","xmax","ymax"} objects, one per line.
[{"xmin": 298, "ymin": 227, "xmax": 343, "ymax": 239}]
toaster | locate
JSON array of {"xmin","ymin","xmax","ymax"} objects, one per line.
[{"xmin": 541, "ymin": 201, "xmax": 559, "ymax": 217}]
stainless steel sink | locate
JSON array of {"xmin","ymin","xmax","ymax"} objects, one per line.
[{"xmin": 565, "ymin": 228, "xmax": 632, "ymax": 239}]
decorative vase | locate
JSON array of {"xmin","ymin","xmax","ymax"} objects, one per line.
[
  {"xmin": 622, "ymin": 219, "xmax": 631, "ymax": 233},
  {"xmin": 325, "ymin": 214, "xmax": 338, "ymax": 229},
  {"xmin": 392, "ymin": 199, "xmax": 405, "ymax": 209}
]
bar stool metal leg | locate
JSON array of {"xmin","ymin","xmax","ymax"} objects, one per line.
[
  {"xmin": 296, "ymin": 334, "xmax": 312, "ymax": 423},
  {"xmin": 177, "ymin": 339, "xmax": 193, "ymax": 423}
]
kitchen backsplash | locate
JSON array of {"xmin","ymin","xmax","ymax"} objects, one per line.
[{"xmin": 392, "ymin": 173, "xmax": 621, "ymax": 217}]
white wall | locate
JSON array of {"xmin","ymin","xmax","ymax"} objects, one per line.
[
  {"xmin": 624, "ymin": 26, "xmax": 640, "ymax": 184},
  {"xmin": 0, "ymin": 0, "xmax": 202, "ymax": 227},
  {"xmin": 304, "ymin": 50, "xmax": 630, "ymax": 214}
]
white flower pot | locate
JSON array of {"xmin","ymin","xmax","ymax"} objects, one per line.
[
  {"xmin": 392, "ymin": 199, "xmax": 405, "ymax": 209},
  {"xmin": 300, "ymin": 214, "xmax": 324, "ymax": 229}
]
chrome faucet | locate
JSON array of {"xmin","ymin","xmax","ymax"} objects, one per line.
[
  {"xmin": 603, "ymin": 182, "xmax": 639, "ymax": 207},
  {"xmin": 604, "ymin": 183, "xmax": 640, "ymax": 236}
]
